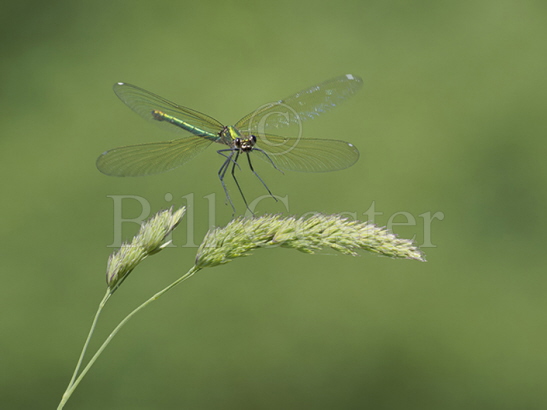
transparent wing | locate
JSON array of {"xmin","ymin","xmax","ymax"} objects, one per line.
[
  {"xmin": 96, "ymin": 136, "xmax": 213, "ymax": 176},
  {"xmin": 253, "ymin": 134, "xmax": 359, "ymax": 172},
  {"xmin": 235, "ymin": 74, "xmax": 362, "ymax": 134},
  {"xmin": 113, "ymin": 82, "xmax": 223, "ymax": 137}
]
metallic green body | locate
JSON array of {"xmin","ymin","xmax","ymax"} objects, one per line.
[{"xmin": 151, "ymin": 109, "xmax": 218, "ymax": 141}]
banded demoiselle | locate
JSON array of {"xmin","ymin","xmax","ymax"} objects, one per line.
[{"xmin": 97, "ymin": 74, "xmax": 362, "ymax": 212}]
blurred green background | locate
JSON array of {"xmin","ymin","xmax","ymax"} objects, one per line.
[{"xmin": 2, "ymin": 0, "xmax": 547, "ymax": 408}]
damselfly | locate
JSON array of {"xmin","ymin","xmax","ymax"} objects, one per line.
[{"xmin": 97, "ymin": 74, "xmax": 362, "ymax": 212}]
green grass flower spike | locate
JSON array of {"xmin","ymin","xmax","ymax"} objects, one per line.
[
  {"xmin": 196, "ymin": 213, "xmax": 425, "ymax": 268},
  {"xmin": 58, "ymin": 210, "xmax": 423, "ymax": 409}
]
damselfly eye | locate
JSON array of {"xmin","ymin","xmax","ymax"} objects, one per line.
[{"xmin": 250, "ymin": 135, "xmax": 257, "ymax": 144}]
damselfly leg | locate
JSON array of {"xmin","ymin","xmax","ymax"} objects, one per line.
[{"xmin": 217, "ymin": 146, "xmax": 278, "ymax": 213}]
